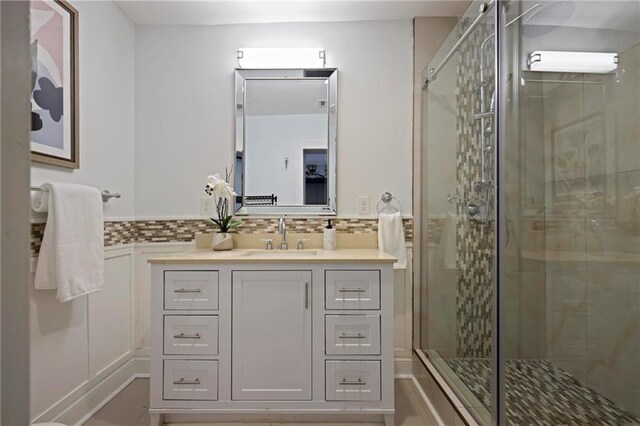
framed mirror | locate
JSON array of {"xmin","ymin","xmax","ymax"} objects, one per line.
[{"xmin": 234, "ymin": 68, "xmax": 337, "ymax": 215}]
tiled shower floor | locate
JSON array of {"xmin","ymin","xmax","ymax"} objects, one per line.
[{"xmin": 445, "ymin": 358, "xmax": 640, "ymax": 425}]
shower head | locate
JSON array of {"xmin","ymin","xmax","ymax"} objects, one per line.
[{"xmin": 521, "ymin": 1, "xmax": 575, "ymax": 38}]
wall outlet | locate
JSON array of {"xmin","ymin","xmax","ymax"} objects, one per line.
[
  {"xmin": 357, "ymin": 196, "xmax": 370, "ymax": 215},
  {"xmin": 200, "ymin": 196, "xmax": 213, "ymax": 216}
]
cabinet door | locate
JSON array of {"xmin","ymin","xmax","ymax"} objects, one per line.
[{"xmin": 232, "ymin": 271, "xmax": 312, "ymax": 401}]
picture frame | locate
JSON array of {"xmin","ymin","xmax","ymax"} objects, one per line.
[{"xmin": 29, "ymin": 0, "xmax": 79, "ymax": 169}]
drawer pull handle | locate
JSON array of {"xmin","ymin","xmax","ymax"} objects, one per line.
[
  {"xmin": 339, "ymin": 378, "xmax": 366, "ymax": 386},
  {"xmin": 174, "ymin": 332, "xmax": 201, "ymax": 339},
  {"xmin": 338, "ymin": 289, "xmax": 365, "ymax": 293},
  {"xmin": 174, "ymin": 288, "xmax": 201, "ymax": 293},
  {"xmin": 173, "ymin": 377, "xmax": 200, "ymax": 385},
  {"xmin": 339, "ymin": 333, "xmax": 365, "ymax": 339},
  {"xmin": 305, "ymin": 282, "xmax": 309, "ymax": 309}
]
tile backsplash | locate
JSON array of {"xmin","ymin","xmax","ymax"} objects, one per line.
[{"xmin": 30, "ymin": 217, "xmax": 413, "ymax": 256}]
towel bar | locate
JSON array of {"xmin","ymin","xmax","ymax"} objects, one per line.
[{"xmin": 31, "ymin": 186, "xmax": 121, "ymax": 203}]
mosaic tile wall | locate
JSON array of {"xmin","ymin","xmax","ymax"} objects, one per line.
[
  {"xmin": 455, "ymin": 16, "xmax": 495, "ymax": 358},
  {"xmin": 30, "ymin": 217, "xmax": 413, "ymax": 256}
]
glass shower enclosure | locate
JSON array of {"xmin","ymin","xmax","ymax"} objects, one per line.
[{"xmin": 417, "ymin": 1, "xmax": 640, "ymax": 424}]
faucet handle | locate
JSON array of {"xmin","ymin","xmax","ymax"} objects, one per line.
[
  {"xmin": 260, "ymin": 238, "xmax": 274, "ymax": 250},
  {"xmin": 296, "ymin": 238, "xmax": 311, "ymax": 250}
]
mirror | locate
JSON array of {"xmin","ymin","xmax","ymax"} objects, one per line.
[{"xmin": 234, "ymin": 68, "xmax": 337, "ymax": 215}]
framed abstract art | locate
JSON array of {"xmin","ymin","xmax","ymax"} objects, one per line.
[{"xmin": 30, "ymin": 0, "xmax": 79, "ymax": 168}]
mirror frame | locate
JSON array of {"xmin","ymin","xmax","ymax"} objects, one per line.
[{"xmin": 234, "ymin": 68, "xmax": 337, "ymax": 216}]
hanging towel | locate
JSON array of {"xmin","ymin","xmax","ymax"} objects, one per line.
[
  {"xmin": 34, "ymin": 183, "xmax": 104, "ymax": 302},
  {"xmin": 378, "ymin": 212, "xmax": 407, "ymax": 269},
  {"xmin": 31, "ymin": 189, "xmax": 49, "ymax": 212}
]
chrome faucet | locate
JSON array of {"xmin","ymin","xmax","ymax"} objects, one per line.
[{"xmin": 278, "ymin": 216, "xmax": 288, "ymax": 250}]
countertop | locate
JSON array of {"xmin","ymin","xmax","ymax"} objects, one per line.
[{"xmin": 147, "ymin": 248, "xmax": 397, "ymax": 264}]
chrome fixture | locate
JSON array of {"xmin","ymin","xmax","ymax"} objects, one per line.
[
  {"xmin": 425, "ymin": 1, "xmax": 494, "ymax": 85},
  {"xmin": 260, "ymin": 238, "xmax": 274, "ymax": 250},
  {"xmin": 278, "ymin": 216, "xmax": 288, "ymax": 250},
  {"xmin": 297, "ymin": 238, "xmax": 310, "ymax": 250},
  {"xmin": 466, "ymin": 198, "xmax": 489, "ymax": 223},
  {"xmin": 31, "ymin": 186, "xmax": 121, "ymax": 203},
  {"xmin": 376, "ymin": 191, "xmax": 403, "ymax": 215},
  {"xmin": 447, "ymin": 193, "xmax": 462, "ymax": 203}
]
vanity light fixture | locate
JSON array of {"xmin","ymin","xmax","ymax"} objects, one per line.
[
  {"xmin": 237, "ymin": 48, "xmax": 325, "ymax": 68},
  {"xmin": 528, "ymin": 51, "xmax": 618, "ymax": 74}
]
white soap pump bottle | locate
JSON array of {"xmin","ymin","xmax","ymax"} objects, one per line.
[{"xmin": 323, "ymin": 219, "xmax": 336, "ymax": 250}]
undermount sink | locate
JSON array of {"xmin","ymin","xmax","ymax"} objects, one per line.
[{"xmin": 241, "ymin": 250, "xmax": 319, "ymax": 258}]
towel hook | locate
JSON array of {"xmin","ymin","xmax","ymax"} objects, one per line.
[{"xmin": 376, "ymin": 192, "xmax": 402, "ymax": 215}]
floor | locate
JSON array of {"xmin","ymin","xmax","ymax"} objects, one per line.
[
  {"xmin": 84, "ymin": 378, "xmax": 438, "ymax": 426},
  {"xmin": 445, "ymin": 358, "xmax": 640, "ymax": 425}
]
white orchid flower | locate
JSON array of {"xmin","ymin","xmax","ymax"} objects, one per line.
[{"xmin": 206, "ymin": 174, "xmax": 223, "ymax": 188}]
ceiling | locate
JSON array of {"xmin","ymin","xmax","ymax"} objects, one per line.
[{"xmin": 114, "ymin": 0, "xmax": 471, "ymax": 26}]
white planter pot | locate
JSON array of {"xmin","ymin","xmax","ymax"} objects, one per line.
[{"xmin": 213, "ymin": 233, "xmax": 234, "ymax": 251}]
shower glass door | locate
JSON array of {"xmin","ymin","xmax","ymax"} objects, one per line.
[
  {"xmin": 504, "ymin": 0, "xmax": 640, "ymax": 423},
  {"xmin": 419, "ymin": 0, "xmax": 640, "ymax": 424},
  {"xmin": 419, "ymin": 1, "xmax": 496, "ymax": 423}
]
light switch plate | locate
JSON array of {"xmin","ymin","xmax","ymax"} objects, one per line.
[{"xmin": 358, "ymin": 196, "xmax": 370, "ymax": 215}]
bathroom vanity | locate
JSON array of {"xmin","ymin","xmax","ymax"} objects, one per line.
[{"xmin": 148, "ymin": 249, "xmax": 396, "ymax": 426}]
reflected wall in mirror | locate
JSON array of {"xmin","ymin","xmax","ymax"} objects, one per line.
[{"xmin": 234, "ymin": 69, "xmax": 337, "ymax": 215}]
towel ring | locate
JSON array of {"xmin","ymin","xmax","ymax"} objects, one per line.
[{"xmin": 376, "ymin": 192, "xmax": 402, "ymax": 215}]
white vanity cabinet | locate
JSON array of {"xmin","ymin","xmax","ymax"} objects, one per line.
[
  {"xmin": 232, "ymin": 270, "xmax": 312, "ymax": 401},
  {"xmin": 149, "ymin": 250, "xmax": 395, "ymax": 426}
]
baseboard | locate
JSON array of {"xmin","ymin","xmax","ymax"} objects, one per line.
[
  {"xmin": 410, "ymin": 375, "xmax": 445, "ymax": 426},
  {"xmin": 394, "ymin": 357, "xmax": 413, "ymax": 378},
  {"xmin": 135, "ymin": 355, "xmax": 150, "ymax": 376},
  {"xmin": 55, "ymin": 357, "xmax": 138, "ymax": 426},
  {"xmin": 46, "ymin": 355, "xmax": 429, "ymax": 426}
]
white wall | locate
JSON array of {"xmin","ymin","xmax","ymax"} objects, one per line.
[
  {"xmin": 135, "ymin": 20, "xmax": 413, "ymax": 218},
  {"xmin": 28, "ymin": 1, "xmax": 136, "ymax": 422},
  {"xmin": 30, "ymin": 0, "xmax": 136, "ymax": 221},
  {"xmin": 245, "ymin": 113, "xmax": 326, "ymax": 205}
]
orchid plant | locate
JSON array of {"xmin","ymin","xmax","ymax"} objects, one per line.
[{"xmin": 205, "ymin": 167, "xmax": 241, "ymax": 234}]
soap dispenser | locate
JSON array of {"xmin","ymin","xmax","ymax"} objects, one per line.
[{"xmin": 323, "ymin": 220, "xmax": 336, "ymax": 250}]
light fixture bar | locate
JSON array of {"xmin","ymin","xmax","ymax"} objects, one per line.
[
  {"xmin": 237, "ymin": 48, "xmax": 325, "ymax": 69},
  {"xmin": 528, "ymin": 51, "xmax": 618, "ymax": 74}
]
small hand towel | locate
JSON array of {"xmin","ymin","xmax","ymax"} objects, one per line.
[
  {"xmin": 378, "ymin": 212, "xmax": 407, "ymax": 269},
  {"xmin": 34, "ymin": 183, "xmax": 104, "ymax": 302}
]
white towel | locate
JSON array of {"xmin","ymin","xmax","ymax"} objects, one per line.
[
  {"xmin": 34, "ymin": 183, "xmax": 104, "ymax": 302},
  {"xmin": 31, "ymin": 190, "xmax": 49, "ymax": 212},
  {"xmin": 378, "ymin": 212, "xmax": 407, "ymax": 269}
]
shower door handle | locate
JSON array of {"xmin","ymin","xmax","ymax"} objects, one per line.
[{"xmin": 504, "ymin": 213, "xmax": 510, "ymax": 247}]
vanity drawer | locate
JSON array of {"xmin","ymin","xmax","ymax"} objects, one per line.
[
  {"xmin": 325, "ymin": 360, "xmax": 381, "ymax": 401},
  {"xmin": 164, "ymin": 315, "xmax": 219, "ymax": 356},
  {"xmin": 163, "ymin": 360, "xmax": 218, "ymax": 401},
  {"xmin": 325, "ymin": 315, "xmax": 381, "ymax": 355},
  {"xmin": 164, "ymin": 271, "xmax": 219, "ymax": 310},
  {"xmin": 325, "ymin": 270, "xmax": 380, "ymax": 310}
]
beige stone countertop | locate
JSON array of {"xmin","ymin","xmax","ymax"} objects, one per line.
[{"xmin": 147, "ymin": 248, "xmax": 397, "ymax": 264}]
